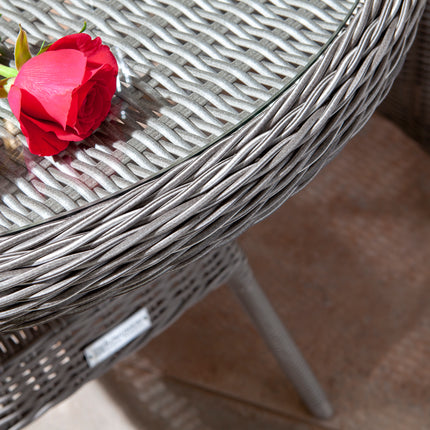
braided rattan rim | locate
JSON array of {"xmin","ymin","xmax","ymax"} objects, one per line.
[{"xmin": 0, "ymin": 0, "xmax": 425, "ymax": 332}]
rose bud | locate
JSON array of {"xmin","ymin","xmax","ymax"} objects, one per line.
[{"xmin": 8, "ymin": 33, "xmax": 118, "ymax": 156}]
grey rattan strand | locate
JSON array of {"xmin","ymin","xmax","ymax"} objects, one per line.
[{"xmin": 0, "ymin": 0, "xmax": 425, "ymax": 332}]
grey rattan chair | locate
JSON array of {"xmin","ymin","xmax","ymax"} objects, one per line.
[
  {"xmin": 0, "ymin": 0, "xmax": 426, "ymax": 428},
  {"xmin": 381, "ymin": 0, "xmax": 430, "ymax": 152}
]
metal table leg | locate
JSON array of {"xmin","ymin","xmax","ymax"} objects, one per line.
[{"xmin": 227, "ymin": 248, "xmax": 333, "ymax": 419}]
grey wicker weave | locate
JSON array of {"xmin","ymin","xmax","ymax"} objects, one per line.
[
  {"xmin": 0, "ymin": 0, "xmax": 426, "ymax": 428},
  {"xmin": 0, "ymin": 243, "xmax": 241, "ymax": 429}
]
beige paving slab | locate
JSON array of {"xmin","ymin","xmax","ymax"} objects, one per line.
[
  {"xmin": 103, "ymin": 356, "xmax": 328, "ymax": 430},
  {"xmin": 26, "ymin": 381, "xmax": 138, "ymax": 430},
  {"xmin": 164, "ymin": 378, "xmax": 328, "ymax": 430}
]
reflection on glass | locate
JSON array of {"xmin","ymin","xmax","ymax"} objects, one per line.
[{"xmin": 0, "ymin": 0, "xmax": 359, "ymax": 234}]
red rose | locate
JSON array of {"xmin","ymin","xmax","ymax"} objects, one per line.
[{"xmin": 8, "ymin": 33, "xmax": 118, "ymax": 156}]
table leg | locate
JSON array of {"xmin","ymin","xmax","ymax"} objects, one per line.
[{"xmin": 227, "ymin": 250, "xmax": 333, "ymax": 419}]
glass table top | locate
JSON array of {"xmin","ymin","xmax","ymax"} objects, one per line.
[{"xmin": 0, "ymin": 0, "xmax": 359, "ymax": 235}]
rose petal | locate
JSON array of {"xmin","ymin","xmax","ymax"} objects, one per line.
[
  {"xmin": 85, "ymin": 44, "xmax": 118, "ymax": 74},
  {"xmin": 21, "ymin": 113, "xmax": 86, "ymax": 141},
  {"xmin": 48, "ymin": 33, "xmax": 99, "ymax": 56},
  {"xmin": 49, "ymin": 34, "xmax": 118, "ymax": 73},
  {"xmin": 19, "ymin": 113, "xmax": 70, "ymax": 156},
  {"xmin": 8, "ymin": 85, "xmax": 23, "ymax": 122},
  {"xmin": 9, "ymin": 86, "xmax": 85, "ymax": 143},
  {"xmin": 74, "ymin": 85, "xmax": 111, "ymax": 136},
  {"xmin": 18, "ymin": 89, "xmax": 61, "ymax": 126},
  {"xmin": 12, "ymin": 49, "xmax": 87, "ymax": 129},
  {"xmin": 68, "ymin": 80, "xmax": 95, "ymax": 129},
  {"xmin": 79, "ymin": 66, "xmax": 117, "ymax": 110}
]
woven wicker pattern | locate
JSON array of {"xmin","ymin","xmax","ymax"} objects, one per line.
[
  {"xmin": 0, "ymin": 0, "xmax": 357, "ymax": 232},
  {"xmin": 0, "ymin": 0, "xmax": 425, "ymax": 333},
  {"xmin": 0, "ymin": 242, "xmax": 240, "ymax": 430}
]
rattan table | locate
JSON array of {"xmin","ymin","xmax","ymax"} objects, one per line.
[{"xmin": 0, "ymin": 0, "xmax": 425, "ymax": 428}]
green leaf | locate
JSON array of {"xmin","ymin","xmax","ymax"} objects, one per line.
[
  {"xmin": 15, "ymin": 25, "xmax": 32, "ymax": 70},
  {"xmin": 0, "ymin": 64, "xmax": 18, "ymax": 79},
  {"xmin": 36, "ymin": 40, "xmax": 50, "ymax": 56},
  {"xmin": 0, "ymin": 86, "xmax": 7, "ymax": 98},
  {"xmin": 79, "ymin": 21, "xmax": 87, "ymax": 33},
  {"xmin": 0, "ymin": 78, "xmax": 12, "ymax": 98}
]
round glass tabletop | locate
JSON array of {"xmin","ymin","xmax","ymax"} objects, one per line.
[{"xmin": 0, "ymin": 0, "xmax": 359, "ymax": 234}]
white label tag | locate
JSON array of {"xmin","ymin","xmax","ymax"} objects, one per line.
[{"xmin": 84, "ymin": 308, "xmax": 151, "ymax": 368}]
